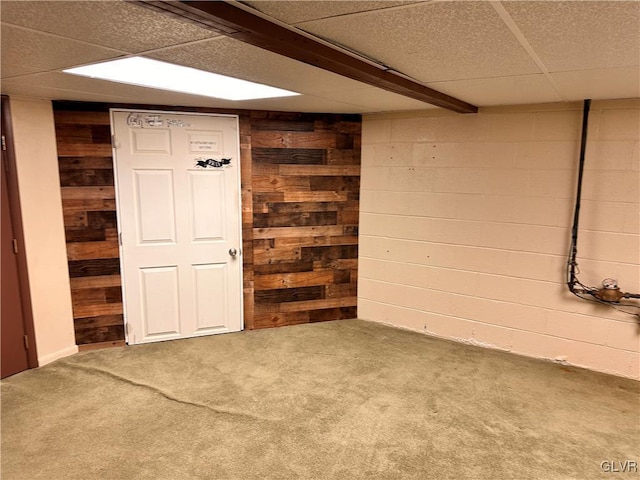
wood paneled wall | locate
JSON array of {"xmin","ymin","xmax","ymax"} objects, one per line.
[
  {"xmin": 248, "ymin": 111, "xmax": 360, "ymax": 328},
  {"xmin": 53, "ymin": 103, "xmax": 360, "ymax": 345},
  {"xmin": 55, "ymin": 110, "xmax": 124, "ymax": 345}
]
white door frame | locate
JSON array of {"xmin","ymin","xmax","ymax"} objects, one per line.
[{"xmin": 110, "ymin": 108, "xmax": 244, "ymax": 344}]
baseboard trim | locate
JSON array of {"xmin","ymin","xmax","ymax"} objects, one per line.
[
  {"xmin": 78, "ymin": 340, "xmax": 126, "ymax": 352},
  {"xmin": 38, "ymin": 345, "xmax": 79, "ymax": 366}
]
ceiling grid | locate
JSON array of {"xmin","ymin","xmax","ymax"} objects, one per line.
[{"xmin": 1, "ymin": 0, "xmax": 637, "ymax": 113}]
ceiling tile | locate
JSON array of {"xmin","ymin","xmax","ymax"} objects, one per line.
[
  {"xmin": 1, "ymin": 24, "xmax": 123, "ymax": 79},
  {"xmin": 551, "ymin": 67, "xmax": 640, "ymax": 102},
  {"xmin": 0, "ymin": 72, "xmax": 367, "ymax": 114},
  {"xmin": 0, "ymin": 81, "xmax": 148, "ymax": 105},
  {"xmin": 504, "ymin": 1, "xmax": 640, "ymax": 72},
  {"xmin": 241, "ymin": 95, "xmax": 367, "ymax": 114},
  {"xmin": 298, "ymin": 1, "xmax": 541, "ymax": 83},
  {"xmin": 243, "ymin": 1, "xmax": 425, "ymax": 24},
  {"xmin": 148, "ymin": 37, "xmax": 372, "ymax": 95},
  {"xmin": 310, "ymin": 86, "xmax": 435, "ymax": 112},
  {"xmin": 0, "ymin": 0, "xmax": 219, "ymax": 53},
  {"xmin": 427, "ymin": 75, "xmax": 562, "ymax": 107}
]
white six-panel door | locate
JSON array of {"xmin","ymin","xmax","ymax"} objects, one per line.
[{"xmin": 111, "ymin": 110, "xmax": 242, "ymax": 344}]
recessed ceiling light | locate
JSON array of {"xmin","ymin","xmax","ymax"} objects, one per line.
[{"xmin": 63, "ymin": 56, "xmax": 300, "ymax": 101}]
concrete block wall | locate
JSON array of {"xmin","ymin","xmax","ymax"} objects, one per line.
[{"xmin": 359, "ymin": 100, "xmax": 640, "ymax": 379}]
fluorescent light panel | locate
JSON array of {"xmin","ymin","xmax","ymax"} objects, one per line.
[{"xmin": 63, "ymin": 56, "xmax": 300, "ymax": 101}]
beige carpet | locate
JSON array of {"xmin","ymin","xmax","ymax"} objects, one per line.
[{"xmin": 1, "ymin": 319, "xmax": 638, "ymax": 479}]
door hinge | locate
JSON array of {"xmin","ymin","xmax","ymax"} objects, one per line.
[
  {"xmin": 118, "ymin": 232, "xmax": 122, "ymax": 246},
  {"xmin": 111, "ymin": 135, "xmax": 117, "ymax": 148},
  {"xmin": 12, "ymin": 238, "xmax": 18, "ymax": 254},
  {"xmin": 23, "ymin": 335, "xmax": 29, "ymax": 350},
  {"xmin": 1, "ymin": 135, "xmax": 6, "ymax": 151}
]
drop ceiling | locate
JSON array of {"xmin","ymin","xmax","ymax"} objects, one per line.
[{"xmin": 1, "ymin": 0, "xmax": 638, "ymax": 113}]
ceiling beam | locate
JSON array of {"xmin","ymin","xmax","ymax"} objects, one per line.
[{"xmin": 133, "ymin": 0, "xmax": 478, "ymax": 114}]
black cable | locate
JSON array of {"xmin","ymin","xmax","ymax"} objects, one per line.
[
  {"xmin": 567, "ymin": 99, "xmax": 591, "ymax": 292},
  {"xmin": 565, "ymin": 99, "xmax": 639, "ymax": 320}
]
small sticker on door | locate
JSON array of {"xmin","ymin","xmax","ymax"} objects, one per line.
[
  {"xmin": 195, "ymin": 157, "xmax": 232, "ymax": 168},
  {"xmin": 189, "ymin": 132, "xmax": 223, "ymax": 154}
]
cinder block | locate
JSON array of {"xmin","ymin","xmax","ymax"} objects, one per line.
[
  {"xmin": 408, "ymin": 192, "xmax": 459, "ymax": 218},
  {"xmin": 424, "ymin": 313, "xmax": 474, "ymax": 340},
  {"xmin": 390, "ymin": 117, "xmax": 437, "ymax": 142},
  {"xmin": 579, "ymin": 199, "xmax": 628, "ymax": 233},
  {"xmin": 508, "ymin": 196, "xmax": 572, "ymax": 227},
  {"xmin": 429, "ymin": 267, "xmax": 478, "ymax": 296},
  {"xmin": 574, "ymin": 258, "xmax": 640, "ymax": 292},
  {"xmin": 472, "ymin": 272, "xmax": 524, "ymax": 304},
  {"xmin": 622, "ymin": 203, "xmax": 640, "ymax": 234},
  {"xmin": 454, "ymin": 142, "xmax": 516, "ymax": 169},
  {"xmin": 358, "ymin": 298, "xmax": 429, "ymax": 332},
  {"xmin": 471, "ymin": 322, "xmax": 514, "ymax": 351},
  {"xmin": 476, "ymin": 222, "xmax": 566, "ymax": 256},
  {"xmin": 438, "ymin": 243, "xmax": 508, "ymax": 275},
  {"xmin": 515, "ymin": 141, "xmax": 578, "ymax": 170},
  {"xmin": 528, "ymin": 169, "xmax": 575, "ymax": 199},
  {"xmin": 510, "ymin": 329, "xmax": 572, "ymax": 359},
  {"xmin": 359, "ymin": 258, "xmax": 432, "ymax": 291},
  {"xmin": 497, "ymin": 250, "xmax": 564, "ymax": 283},
  {"xmin": 585, "ymin": 140, "xmax": 637, "ymax": 171},
  {"xmin": 360, "ymin": 190, "xmax": 412, "ymax": 215},
  {"xmin": 579, "ymin": 230, "xmax": 640, "ymax": 264},
  {"xmin": 434, "ymin": 168, "xmax": 488, "ymax": 194},
  {"xmin": 582, "ymin": 171, "xmax": 639, "ymax": 203},
  {"xmin": 358, "ymin": 212, "xmax": 388, "ymax": 237},
  {"xmin": 388, "ymin": 166, "xmax": 438, "ymax": 192},
  {"xmin": 534, "ymin": 111, "xmax": 582, "ymax": 140},
  {"xmin": 365, "ymin": 143, "xmax": 414, "ymax": 167},
  {"xmin": 598, "ymin": 109, "xmax": 640, "ymax": 140},
  {"xmin": 362, "ymin": 118, "xmax": 392, "ymax": 144},
  {"xmin": 455, "ymin": 194, "xmax": 514, "ymax": 223},
  {"xmin": 489, "ymin": 113, "xmax": 535, "ymax": 141},
  {"xmin": 358, "ymin": 278, "xmax": 433, "ymax": 313},
  {"xmin": 429, "ymin": 115, "xmax": 492, "ymax": 142},
  {"xmin": 360, "ymin": 166, "xmax": 391, "ymax": 191},
  {"xmin": 360, "ymin": 145, "xmax": 375, "ymax": 167},
  {"xmin": 583, "ymin": 170, "xmax": 639, "ymax": 204},
  {"xmin": 545, "ymin": 311, "xmax": 609, "ymax": 346},
  {"xmin": 567, "ymin": 341, "xmax": 638, "ymax": 378},
  {"xmin": 412, "ymin": 142, "xmax": 456, "ymax": 167},
  {"xmin": 484, "ymin": 169, "xmax": 529, "ymax": 196},
  {"xmin": 485, "ymin": 300, "xmax": 549, "ymax": 334},
  {"xmin": 605, "ymin": 320, "xmax": 640, "ymax": 352}
]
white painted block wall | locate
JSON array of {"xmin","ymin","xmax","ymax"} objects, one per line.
[{"xmin": 359, "ymin": 100, "xmax": 640, "ymax": 379}]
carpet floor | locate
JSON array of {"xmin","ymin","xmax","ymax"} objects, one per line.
[{"xmin": 1, "ymin": 319, "xmax": 638, "ymax": 480}]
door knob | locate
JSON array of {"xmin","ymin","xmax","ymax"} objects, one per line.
[{"xmin": 229, "ymin": 248, "xmax": 238, "ymax": 258}]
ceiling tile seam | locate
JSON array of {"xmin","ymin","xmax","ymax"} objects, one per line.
[
  {"xmin": 489, "ymin": 1, "xmax": 565, "ymax": 102},
  {"xmin": 289, "ymin": 91, "xmax": 378, "ymax": 110},
  {"xmin": 546, "ymin": 65, "xmax": 640, "ymax": 75},
  {"xmin": 222, "ymin": 1, "xmax": 398, "ymax": 72},
  {"xmin": 132, "ymin": 35, "xmax": 227, "ymax": 57},
  {"xmin": 264, "ymin": 96, "xmax": 369, "ymax": 111},
  {"xmin": 0, "ymin": 22, "xmax": 129, "ymax": 55},
  {"xmin": 0, "ymin": 81, "xmax": 145, "ymax": 101},
  {"xmin": 289, "ymin": 1, "xmax": 431, "ymax": 26},
  {"xmin": 0, "ymin": 72, "xmax": 62, "ymax": 81}
]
